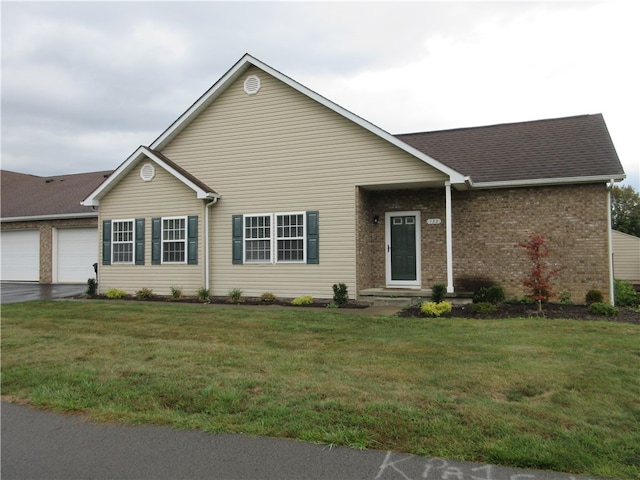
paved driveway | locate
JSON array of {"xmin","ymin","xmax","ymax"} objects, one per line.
[{"xmin": 0, "ymin": 283, "xmax": 85, "ymax": 304}]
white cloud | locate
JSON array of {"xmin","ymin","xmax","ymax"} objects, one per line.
[{"xmin": 1, "ymin": 1, "xmax": 637, "ymax": 188}]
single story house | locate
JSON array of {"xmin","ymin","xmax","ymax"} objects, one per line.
[
  {"xmin": 1, "ymin": 169, "xmax": 111, "ymax": 283},
  {"xmin": 82, "ymin": 54, "xmax": 626, "ymax": 303}
]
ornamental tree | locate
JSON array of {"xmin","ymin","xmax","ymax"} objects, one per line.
[{"xmin": 519, "ymin": 233, "xmax": 561, "ymax": 312}]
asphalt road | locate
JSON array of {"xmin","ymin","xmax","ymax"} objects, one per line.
[{"xmin": 1, "ymin": 402, "xmax": 604, "ymax": 480}]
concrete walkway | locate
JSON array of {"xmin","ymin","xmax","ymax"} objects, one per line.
[{"xmin": 1, "ymin": 402, "xmax": 603, "ymax": 480}]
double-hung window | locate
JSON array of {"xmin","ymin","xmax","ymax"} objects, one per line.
[
  {"xmin": 237, "ymin": 211, "xmax": 316, "ymax": 264},
  {"xmin": 162, "ymin": 217, "xmax": 186, "ymax": 263},
  {"xmin": 244, "ymin": 215, "xmax": 272, "ymax": 262},
  {"xmin": 276, "ymin": 213, "xmax": 305, "ymax": 262},
  {"xmin": 112, "ymin": 220, "xmax": 134, "ymax": 264}
]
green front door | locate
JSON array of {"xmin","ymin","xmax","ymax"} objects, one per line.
[{"xmin": 390, "ymin": 215, "xmax": 417, "ymax": 281}]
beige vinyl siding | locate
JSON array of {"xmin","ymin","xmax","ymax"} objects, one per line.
[
  {"xmin": 161, "ymin": 66, "xmax": 448, "ymax": 298},
  {"xmin": 98, "ymin": 161, "xmax": 205, "ymax": 296},
  {"xmin": 612, "ymin": 230, "xmax": 640, "ymax": 283}
]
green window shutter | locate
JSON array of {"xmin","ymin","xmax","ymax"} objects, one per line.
[
  {"xmin": 306, "ymin": 211, "xmax": 319, "ymax": 264},
  {"xmin": 102, "ymin": 220, "xmax": 111, "ymax": 265},
  {"xmin": 187, "ymin": 215, "xmax": 198, "ymax": 265},
  {"xmin": 232, "ymin": 215, "xmax": 243, "ymax": 264},
  {"xmin": 151, "ymin": 217, "xmax": 161, "ymax": 265},
  {"xmin": 135, "ymin": 218, "xmax": 145, "ymax": 265}
]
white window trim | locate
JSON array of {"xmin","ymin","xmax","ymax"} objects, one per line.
[
  {"xmin": 111, "ymin": 219, "xmax": 135, "ymax": 265},
  {"xmin": 161, "ymin": 216, "xmax": 187, "ymax": 265},
  {"xmin": 243, "ymin": 213, "xmax": 273, "ymax": 264},
  {"xmin": 276, "ymin": 211, "xmax": 306, "ymax": 264},
  {"xmin": 242, "ymin": 212, "xmax": 307, "ymax": 264}
]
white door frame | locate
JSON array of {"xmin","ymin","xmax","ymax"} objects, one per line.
[{"xmin": 385, "ymin": 211, "xmax": 421, "ymax": 288}]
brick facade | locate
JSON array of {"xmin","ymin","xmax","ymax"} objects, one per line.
[
  {"xmin": 356, "ymin": 183, "xmax": 611, "ymax": 303},
  {"xmin": 1, "ymin": 217, "xmax": 97, "ymax": 283}
]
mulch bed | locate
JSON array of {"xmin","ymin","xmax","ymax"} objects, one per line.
[
  {"xmin": 399, "ymin": 302, "xmax": 640, "ymax": 325},
  {"xmin": 82, "ymin": 294, "xmax": 639, "ymax": 324},
  {"xmin": 87, "ymin": 294, "xmax": 369, "ymax": 310}
]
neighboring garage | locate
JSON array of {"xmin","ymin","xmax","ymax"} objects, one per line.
[
  {"xmin": 1, "ymin": 169, "xmax": 111, "ymax": 284},
  {"xmin": 1, "ymin": 229, "xmax": 40, "ymax": 281},
  {"xmin": 55, "ymin": 227, "xmax": 99, "ymax": 283}
]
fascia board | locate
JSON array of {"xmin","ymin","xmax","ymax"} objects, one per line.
[
  {"xmin": 150, "ymin": 54, "xmax": 254, "ymax": 150},
  {"xmin": 150, "ymin": 54, "xmax": 467, "ymax": 184},
  {"xmin": 81, "ymin": 147, "xmax": 218, "ymax": 206},
  {"xmin": 471, "ymin": 174, "xmax": 626, "ymax": 190},
  {"xmin": 1, "ymin": 212, "xmax": 98, "ymax": 223},
  {"xmin": 142, "ymin": 148, "xmax": 220, "ymax": 200},
  {"xmin": 81, "ymin": 146, "xmax": 148, "ymax": 206}
]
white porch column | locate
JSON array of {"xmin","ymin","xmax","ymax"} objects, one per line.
[{"xmin": 445, "ymin": 181, "xmax": 454, "ymax": 293}]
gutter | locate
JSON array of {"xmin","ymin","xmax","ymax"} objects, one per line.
[
  {"xmin": 470, "ymin": 174, "xmax": 626, "ymax": 190},
  {"xmin": 1, "ymin": 212, "xmax": 98, "ymax": 223},
  {"xmin": 204, "ymin": 195, "xmax": 220, "ymax": 289},
  {"xmin": 606, "ymin": 180, "xmax": 615, "ymax": 305}
]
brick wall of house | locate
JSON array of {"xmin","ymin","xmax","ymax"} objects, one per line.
[
  {"xmin": 1, "ymin": 217, "xmax": 97, "ymax": 283},
  {"xmin": 453, "ymin": 183, "xmax": 611, "ymax": 302},
  {"xmin": 356, "ymin": 183, "xmax": 611, "ymax": 303}
]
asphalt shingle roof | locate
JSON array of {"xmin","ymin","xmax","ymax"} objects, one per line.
[
  {"xmin": 396, "ymin": 114, "xmax": 625, "ymax": 184},
  {"xmin": 1, "ymin": 170, "xmax": 112, "ymax": 219}
]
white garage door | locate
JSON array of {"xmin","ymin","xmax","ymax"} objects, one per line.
[
  {"xmin": 56, "ymin": 228, "xmax": 98, "ymax": 283},
  {"xmin": 1, "ymin": 230, "xmax": 40, "ymax": 281}
]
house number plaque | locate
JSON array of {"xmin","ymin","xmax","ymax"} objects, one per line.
[{"xmin": 426, "ymin": 218, "xmax": 442, "ymax": 225}]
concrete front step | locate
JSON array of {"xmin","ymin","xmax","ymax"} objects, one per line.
[
  {"xmin": 359, "ymin": 288, "xmax": 473, "ymax": 307},
  {"xmin": 358, "ymin": 288, "xmax": 431, "ymax": 308}
]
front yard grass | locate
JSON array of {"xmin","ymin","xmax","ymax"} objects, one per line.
[{"xmin": 2, "ymin": 300, "xmax": 639, "ymax": 479}]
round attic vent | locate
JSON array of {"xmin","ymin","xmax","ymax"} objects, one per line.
[
  {"xmin": 140, "ymin": 163, "xmax": 156, "ymax": 182},
  {"xmin": 244, "ymin": 75, "xmax": 261, "ymax": 95}
]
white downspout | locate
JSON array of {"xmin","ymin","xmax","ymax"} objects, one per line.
[
  {"xmin": 204, "ymin": 197, "xmax": 219, "ymax": 290},
  {"xmin": 445, "ymin": 181, "xmax": 454, "ymax": 293},
  {"xmin": 606, "ymin": 180, "xmax": 615, "ymax": 305}
]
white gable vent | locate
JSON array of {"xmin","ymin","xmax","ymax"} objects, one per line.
[
  {"xmin": 140, "ymin": 163, "xmax": 156, "ymax": 182},
  {"xmin": 244, "ymin": 75, "xmax": 261, "ymax": 95}
]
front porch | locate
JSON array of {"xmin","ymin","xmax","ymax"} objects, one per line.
[{"xmin": 355, "ymin": 184, "xmax": 457, "ymax": 297}]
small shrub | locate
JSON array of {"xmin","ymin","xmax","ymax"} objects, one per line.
[
  {"xmin": 332, "ymin": 283, "xmax": 349, "ymax": 307},
  {"xmin": 474, "ymin": 285, "xmax": 505, "ymax": 305},
  {"xmin": 585, "ymin": 289, "xmax": 604, "ymax": 305},
  {"xmin": 431, "ymin": 284, "xmax": 447, "ymax": 304},
  {"xmin": 105, "ymin": 288, "xmax": 126, "ymax": 299},
  {"xmin": 170, "ymin": 286, "xmax": 183, "ymax": 300},
  {"xmin": 260, "ymin": 292, "xmax": 277, "ymax": 304},
  {"xmin": 326, "ymin": 303, "xmax": 338, "ymax": 309},
  {"xmin": 196, "ymin": 287, "xmax": 211, "ymax": 303},
  {"xmin": 588, "ymin": 301, "xmax": 618, "ymax": 316},
  {"xmin": 470, "ymin": 302, "xmax": 498, "ymax": 315},
  {"xmin": 614, "ymin": 279, "xmax": 639, "ymax": 307},
  {"xmin": 228, "ymin": 288, "xmax": 243, "ymax": 304},
  {"xmin": 421, "ymin": 301, "xmax": 452, "ymax": 317},
  {"xmin": 291, "ymin": 295, "xmax": 313, "ymax": 306},
  {"xmin": 135, "ymin": 288, "xmax": 155, "ymax": 300},
  {"xmin": 86, "ymin": 278, "xmax": 97, "ymax": 297},
  {"xmin": 558, "ymin": 291, "xmax": 573, "ymax": 305}
]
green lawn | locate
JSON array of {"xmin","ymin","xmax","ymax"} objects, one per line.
[{"xmin": 2, "ymin": 300, "xmax": 639, "ymax": 479}]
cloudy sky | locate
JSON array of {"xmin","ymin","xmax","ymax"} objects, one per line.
[{"xmin": 2, "ymin": 1, "xmax": 638, "ymax": 189}]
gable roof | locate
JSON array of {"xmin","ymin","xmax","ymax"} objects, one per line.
[
  {"xmin": 81, "ymin": 146, "xmax": 219, "ymax": 207},
  {"xmin": 396, "ymin": 114, "xmax": 625, "ymax": 188},
  {"xmin": 1, "ymin": 169, "xmax": 111, "ymax": 221},
  {"xmin": 149, "ymin": 53, "xmax": 468, "ymax": 185}
]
